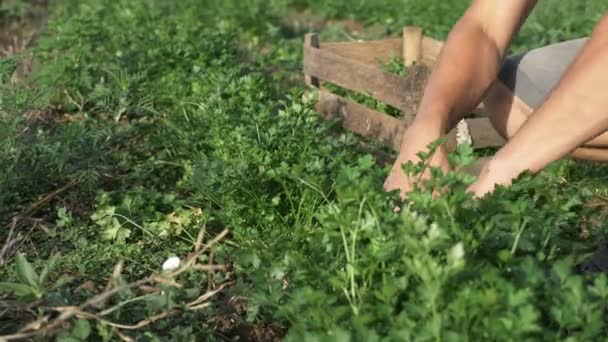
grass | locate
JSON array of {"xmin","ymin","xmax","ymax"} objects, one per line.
[{"xmin": 1, "ymin": 0, "xmax": 608, "ymax": 340}]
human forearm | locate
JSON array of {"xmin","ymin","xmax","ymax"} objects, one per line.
[
  {"xmin": 385, "ymin": 0, "xmax": 538, "ymax": 198},
  {"xmin": 402, "ymin": 1, "xmax": 536, "ymax": 145},
  {"xmin": 415, "ymin": 18, "xmax": 505, "ymax": 133},
  {"xmin": 477, "ymin": 18, "xmax": 608, "ymax": 188}
]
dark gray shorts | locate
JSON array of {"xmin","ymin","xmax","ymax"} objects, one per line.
[{"xmin": 497, "ymin": 38, "xmax": 589, "ymax": 110}]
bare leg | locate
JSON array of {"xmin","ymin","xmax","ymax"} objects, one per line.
[{"xmin": 481, "ymin": 80, "xmax": 608, "ymax": 160}]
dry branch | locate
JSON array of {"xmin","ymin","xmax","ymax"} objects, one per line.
[
  {"xmin": 0, "ymin": 219, "xmax": 20, "ymax": 267},
  {"xmin": 0, "ymin": 228, "xmax": 230, "ymax": 341}
]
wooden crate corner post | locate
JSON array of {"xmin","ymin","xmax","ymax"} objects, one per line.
[
  {"xmin": 304, "ymin": 32, "xmax": 320, "ymax": 88},
  {"xmin": 403, "ymin": 26, "xmax": 423, "ymax": 66}
]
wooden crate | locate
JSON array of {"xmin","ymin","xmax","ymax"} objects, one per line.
[{"xmin": 303, "ymin": 26, "xmax": 505, "ymax": 158}]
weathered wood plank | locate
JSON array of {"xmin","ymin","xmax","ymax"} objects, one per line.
[
  {"xmin": 319, "ymin": 36, "xmax": 444, "ymax": 68},
  {"xmin": 468, "ymin": 117, "xmax": 506, "ymax": 148},
  {"xmin": 304, "ymin": 44, "xmax": 420, "ymax": 115},
  {"xmin": 308, "ymin": 40, "xmax": 489, "ymax": 118},
  {"xmin": 316, "ymin": 92, "xmax": 493, "ymax": 177},
  {"xmin": 321, "ymin": 38, "xmax": 402, "ymax": 66},
  {"xmin": 421, "ymin": 37, "xmax": 444, "ymax": 66},
  {"xmin": 316, "ymin": 90, "xmax": 406, "ymax": 151},
  {"xmin": 316, "ymin": 89, "xmax": 504, "ymax": 152},
  {"xmin": 403, "ymin": 27, "xmax": 423, "ymax": 66},
  {"xmin": 304, "ymin": 33, "xmax": 320, "ymax": 87}
]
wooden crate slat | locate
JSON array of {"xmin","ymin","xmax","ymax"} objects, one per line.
[
  {"xmin": 304, "ymin": 33, "xmax": 320, "ymax": 87},
  {"xmin": 466, "ymin": 117, "xmax": 506, "ymax": 148},
  {"xmin": 316, "ymin": 89, "xmax": 504, "ymax": 152},
  {"xmin": 317, "ymin": 90, "xmax": 504, "ymax": 152},
  {"xmin": 421, "ymin": 37, "xmax": 444, "ymax": 66},
  {"xmin": 304, "ymin": 44, "xmax": 415, "ymax": 114},
  {"xmin": 403, "ymin": 27, "xmax": 423, "ymax": 66},
  {"xmin": 316, "ymin": 89, "xmax": 406, "ymax": 151},
  {"xmin": 321, "ymin": 38, "xmax": 402, "ymax": 66},
  {"xmin": 308, "ymin": 37, "xmax": 486, "ymax": 118},
  {"xmin": 305, "ymin": 28, "xmax": 501, "ymax": 158},
  {"xmin": 319, "ymin": 36, "xmax": 444, "ymax": 68}
]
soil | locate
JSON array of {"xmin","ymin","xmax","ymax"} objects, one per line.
[{"xmin": 208, "ymin": 293, "xmax": 284, "ymax": 341}]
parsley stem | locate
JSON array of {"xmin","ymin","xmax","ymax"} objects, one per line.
[
  {"xmin": 511, "ymin": 218, "xmax": 530, "ymax": 255},
  {"xmin": 112, "ymin": 213, "xmax": 154, "ymax": 237}
]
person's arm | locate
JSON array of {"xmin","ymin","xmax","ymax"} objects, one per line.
[
  {"xmin": 384, "ymin": 0, "xmax": 537, "ymax": 198},
  {"xmin": 470, "ymin": 16, "xmax": 608, "ymax": 197},
  {"xmin": 414, "ymin": 0, "xmax": 537, "ymax": 135}
]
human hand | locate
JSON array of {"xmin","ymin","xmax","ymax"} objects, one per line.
[
  {"xmin": 466, "ymin": 156, "xmax": 515, "ymax": 198},
  {"xmin": 383, "ymin": 122, "xmax": 451, "ymax": 199}
]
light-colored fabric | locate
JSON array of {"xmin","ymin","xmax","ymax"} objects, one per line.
[{"xmin": 497, "ymin": 38, "xmax": 589, "ymax": 110}]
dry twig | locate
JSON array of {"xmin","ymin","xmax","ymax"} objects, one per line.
[
  {"xmin": 0, "ymin": 219, "xmax": 20, "ymax": 267},
  {"xmin": 0, "ymin": 227, "xmax": 230, "ymax": 341}
]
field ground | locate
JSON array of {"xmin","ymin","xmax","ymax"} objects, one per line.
[{"xmin": 1, "ymin": 0, "xmax": 608, "ymax": 341}]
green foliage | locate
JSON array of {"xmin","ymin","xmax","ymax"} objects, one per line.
[
  {"xmin": 1, "ymin": 0, "xmax": 608, "ymax": 340},
  {"xmin": 0, "ymin": 252, "xmax": 63, "ymax": 302},
  {"xmin": 57, "ymin": 319, "xmax": 92, "ymax": 342},
  {"xmin": 290, "ymin": 0, "xmax": 604, "ymax": 51},
  {"xmin": 0, "ymin": 0, "xmax": 34, "ymax": 23},
  {"xmin": 324, "ymin": 53, "xmax": 420, "ymax": 119}
]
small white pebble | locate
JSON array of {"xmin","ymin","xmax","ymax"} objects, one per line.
[{"xmin": 162, "ymin": 256, "xmax": 181, "ymax": 271}]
